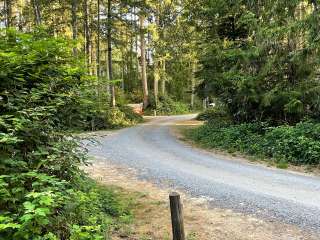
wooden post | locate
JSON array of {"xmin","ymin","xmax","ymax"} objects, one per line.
[{"xmin": 169, "ymin": 192, "xmax": 185, "ymax": 240}]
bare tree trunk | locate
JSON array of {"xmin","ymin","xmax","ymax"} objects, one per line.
[
  {"xmin": 134, "ymin": 6, "xmax": 139, "ymax": 84},
  {"xmin": 83, "ymin": 0, "xmax": 90, "ymax": 72},
  {"xmin": 140, "ymin": 14, "xmax": 149, "ymax": 109},
  {"xmin": 121, "ymin": 51, "xmax": 125, "ymax": 90},
  {"xmin": 108, "ymin": 0, "xmax": 116, "ymax": 107},
  {"xmin": 153, "ymin": 4, "xmax": 160, "ymax": 108},
  {"xmin": 4, "ymin": 0, "xmax": 12, "ymax": 28},
  {"xmin": 97, "ymin": 0, "xmax": 100, "ymax": 78},
  {"xmin": 161, "ymin": 60, "xmax": 166, "ymax": 96},
  {"xmin": 154, "ymin": 61, "xmax": 160, "ymax": 108},
  {"xmin": 311, "ymin": 0, "xmax": 319, "ymax": 11},
  {"xmin": 32, "ymin": 0, "xmax": 41, "ymax": 25},
  {"xmin": 190, "ymin": 62, "xmax": 196, "ymax": 109},
  {"xmin": 71, "ymin": 0, "xmax": 78, "ymax": 55},
  {"xmin": 105, "ymin": 49, "xmax": 110, "ymax": 92}
]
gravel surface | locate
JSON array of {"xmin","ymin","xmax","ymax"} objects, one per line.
[{"xmin": 87, "ymin": 115, "xmax": 320, "ymax": 233}]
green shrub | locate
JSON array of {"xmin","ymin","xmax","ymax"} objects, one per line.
[
  {"xmin": 0, "ymin": 29, "xmax": 132, "ymax": 239},
  {"xmin": 187, "ymin": 121, "xmax": 320, "ymax": 165},
  {"xmin": 118, "ymin": 105, "xmax": 143, "ymax": 124},
  {"xmin": 147, "ymin": 96, "xmax": 190, "ymax": 115},
  {"xmin": 104, "ymin": 106, "xmax": 143, "ymax": 129},
  {"xmin": 196, "ymin": 105, "xmax": 232, "ymax": 125},
  {"xmin": 0, "ymin": 173, "xmax": 131, "ymax": 239}
]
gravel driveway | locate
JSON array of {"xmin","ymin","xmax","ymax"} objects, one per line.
[{"xmin": 87, "ymin": 115, "xmax": 320, "ymax": 234}]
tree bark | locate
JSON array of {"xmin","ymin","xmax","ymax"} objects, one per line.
[
  {"xmin": 71, "ymin": 0, "xmax": 78, "ymax": 55},
  {"xmin": 190, "ymin": 62, "xmax": 196, "ymax": 109},
  {"xmin": 97, "ymin": 0, "xmax": 101, "ymax": 78},
  {"xmin": 140, "ymin": 14, "xmax": 149, "ymax": 109},
  {"xmin": 154, "ymin": 60, "xmax": 160, "ymax": 108},
  {"xmin": 4, "ymin": 0, "xmax": 12, "ymax": 28},
  {"xmin": 134, "ymin": 6, "xmax": 140, "ymax": 87},
  {"xmin": 153, "ymin": 4, "xmax": 160, "ymax": 108},
  {"xmin": 108, "ymin": 0, "xmax": 116, "ymax": 107},
  {"xmin": 161, "ymin": 60, "xmax": 166, "ymax": 96},
  {"xmin": 83, "ymin": 0, "xmax": 90, "ymax": 72},
  {"xmin": 311, "ymin": 0, "xmax": 319, "ymax": 11},
  {"xmin": 32, "ymin": 0, "xmax": 42, "ymax": 25}
]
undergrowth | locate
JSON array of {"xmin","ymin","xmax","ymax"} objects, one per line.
[
  {"xmin": 0, "ymin": 29, "xmax": 134, "ymax": 239},
  {"xmin": 187, "ymin": 112, "xmax": 320, "ymax": 166}
]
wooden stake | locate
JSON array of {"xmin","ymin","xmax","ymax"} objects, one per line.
[{"xmin": 169, "ymin": 192, "xmax": 185, "ymax": 240}]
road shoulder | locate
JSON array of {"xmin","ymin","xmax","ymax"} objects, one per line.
[
  {"xmin": 84, "ymin": 158, "xmax": 319, "ymax": 240},
  {"xmin": 171, "ymin": 120, "xmax": 320, "ymax": 177}
]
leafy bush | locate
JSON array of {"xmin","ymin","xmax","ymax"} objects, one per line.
[
  {"xmin": 0, "ymin": 173, "xmax": 130, "ymax": 239},
  {"xmin": 119, "ymin": 105, "xmax": 143, "ymax": 123},
  {"xmin": 187, "ymin": 121, "xmax": 320, "ymax": 165},
  {"xmin": 147, "ymin": 96, "xmax": 190, "ymax": 115},
  {"xmin": 0, "ymin": 29, "xmax": 132, "ymax": 239},
  {"xmin": 196, "ymin": 105, "xmax": 232, "ymax": 125}
]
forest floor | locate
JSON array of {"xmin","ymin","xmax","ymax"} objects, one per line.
[{"xmin": 84, "ymin": 160, "xmax": 318, "ymax": 240}]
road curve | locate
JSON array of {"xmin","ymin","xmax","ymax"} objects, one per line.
[{"xmin": 87, "ymin": 115, "xmax": 320, "ymax": 233}]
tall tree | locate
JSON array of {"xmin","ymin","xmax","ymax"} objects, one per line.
[
  {"xmin": 83, "ymin": 0, "xmax": 90, "ymax": 71},
  {"xmin": 71, "ymin": 0, "xmax": 77, "ymax": 55},
  {"xmin": 140, "ymin": 12, "xmax": 149, "ymax": 108},
  {"xmin": 97, "ymin": 0, "xmax": 100, "ymax": 77},
  {"xmin": 4, "ymin": 0, "xmax": 12, "ymax": 28},
  {"xmin": 107, "ymin": 0, "xmax": 116, "ymax": 107},
  {"xmin": 32, "ymin": 0, "xmax": 41, "ymax": 25}
]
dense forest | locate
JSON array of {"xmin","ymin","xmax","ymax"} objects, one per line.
[
  {"xmin": 1, "ymin": 0, "xmax": 320, "ymax": 239},
  {"xmin": 0, "ymin": 0, "xmax": 201, "ymax": 113}
]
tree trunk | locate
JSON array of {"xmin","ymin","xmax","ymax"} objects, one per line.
[
  {"xmin": 71, "ymin": 0, "xmax": 78, "ymax": 55},
  {"xmin": 134, "ymin": 6, "xmax": 140, "ymax": 87},
  {"xmin": 190, "ymin": 62, "xmax": 196, "ymax": 109},
  {"xmin": 105, "ymin": 49, "xmax": 110, "ymax": 92},
  {"xmin": 83, "ymin": 0, "xmax": 90, "ymax": 72},
  {"xmin": 161, "ymin": 60, "xmax": 166, "ymax": 96},
  {"xmin": 32, "ymin": 0, "xmax": 42, "ymax": 25},
  {"xmin": 140, "ymin": 14, "xmax": 149, "ymax": 109},
  {"xmin": 4, "ymin": 0, "xmax": 12, "ymax": 28},
  {"xmin": 153, "ymin": 4, "xmax": 160, "ymax": 108},
  {"xmin": 311, "ymin": 0, "xmax": 319, "ymax": 11},
  {"xmin": 108, "ymin": 0, "xmax": 116, "ymax": 107},
  {"xmin": 154, "ymin": 61, "xmax": 160, "ymax": 108},
  {"xmin": 97, "ymin": 0, "xmax": 101, "ymax": 78}
]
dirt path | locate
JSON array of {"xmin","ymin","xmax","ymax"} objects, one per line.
[{"xmin": 85, "ymin": 159, "xmax": 318, "ymax": 240}]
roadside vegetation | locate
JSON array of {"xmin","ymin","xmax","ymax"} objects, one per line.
[
  {"xmin": 0, "ymin": 0, "xmax": 201, "ymax": 238},
  {"xmin": 2, "ymin": 0, "xmax": 320, "ymax": 239},
  {"xmin": 0, "ymin": 30, "xmax": 137, "ymax": 239},
  {"xmin": 183, "ymin": 1, "xmax": 320, "ymax": 168},
  {"xmin": 187, "ymin": 109, "xmax": 320, "ymax": 167}
]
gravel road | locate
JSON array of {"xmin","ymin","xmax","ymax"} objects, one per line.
[{"xmin": 87, "ymin": 115, "xmax": 320, "ymax": 233}]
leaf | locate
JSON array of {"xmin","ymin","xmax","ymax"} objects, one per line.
[{"xmin": 23, "ymin": 201, "xmax": 35, "ymax": 211}]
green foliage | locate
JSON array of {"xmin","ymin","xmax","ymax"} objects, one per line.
[
  {"xmin": 195, "ymin": 0, "xmax": 320, "ymax": 123},
  {"xmin": 147, "ymin": 96, "xmax": 190, "ymax": 115},
  {"xmin": 119, "ymin": 106, "xmax": 143, "ymax": 124},
  {"xmin": 0, "ymin": 29, "xmax": 132, "ymax": 239},
  {"xmin": 196, "ymin": 105, "xmax": 231, "ymax": 125},
  {"xmin": 0, "ymin": 173, "xmax": 130, "ymax": 239},
  {"xmin": 187, "ymin": 121, "xmax": 320, "ymax": 166}
]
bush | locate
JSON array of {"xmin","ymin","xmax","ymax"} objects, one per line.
[
  {"xmin": 104, "ymin": 106, "xmax": 143, "ymax": 129},
  {"xmin": 196, "ymin": 105, "xmax": 232, "ymax": 125},
  {"xmin": 0, "ymin": 29, "xmax": 132, "ymax": 239},
  {"xmin": 0, "ymin": 173, "xmax": 131, "ymax": 239},
  {"xmin": 147, "ymin": 96, "xmax": 190, "ymax": 115},
  {"xmin": 119, "ymin": 105, "xmax": 143, "ymax": 123},
  {"xmin": 187, "ymin": 120, "xmax": 320, "ymax": 165}
]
